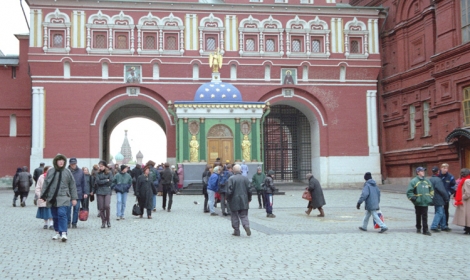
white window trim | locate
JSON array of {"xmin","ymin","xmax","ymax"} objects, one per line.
[{"xmin": 43, "ymin": 9, "xmax": 71, "ymax": 54}]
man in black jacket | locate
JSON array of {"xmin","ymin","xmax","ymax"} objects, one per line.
[
  {"xmin": 227, "ymin": 164, "xmax": 252, "ymax": 237},
  {"xmin": 161, "ymin": 163, "xmax": 174, "ymax": 212},
  {"xmin": 15, "ymin": 166, "xmax": 33, "ymax": 207},
  {"xmin": 33, "ymin": 163, "xmax": 45, "ymax": 185},
  {"xmin": 429, "ymin": 166, "xmax": 451, "ymax": 232}
]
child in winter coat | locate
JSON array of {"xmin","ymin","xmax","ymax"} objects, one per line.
[{"xmin": 357, "ymin": 172, "xmax": 388, "ymax": 233}]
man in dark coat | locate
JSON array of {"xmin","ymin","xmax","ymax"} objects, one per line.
[
  {"xmin": 67, "ymin": 158, "xmax": 87, "ymax": 228},
  {"xmin": 131, "ymin": 164, "xmax": 142, "ymax": 194},
  {"xmin": 161, "ymin": 163, "xmax": 174, "ymax": 212},
  {"xmin": 219, "ymin": 164, "xmax": 233, "ymax": 216},
  {"xmin": 136, "ymin": 166, "xmax": 154, "ymax": 218},
  {"xmin": 429, "ymin": 166, "xmax": 451, "ymax": 232},
  {"xmin": 12, "ymin": 167, "xmax": 23, "ymax": 207},
  {"xmin": 305, "ymin": 173, "xmax": 326, "ymax": 217},
  {"xmin": 33, "ymin": 163, "xmax": 45, "ymax": 185},
  {"xmin": 227, "ymin": 164, "xmax": 252, "ymax": 236},
  {"xmin": 14, "ymin": 166, "xmax": 33, "ymax": 207}
]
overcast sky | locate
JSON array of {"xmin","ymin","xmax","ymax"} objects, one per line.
[
  {"xmin": 0, "ymin": 0, "xmax": 30, "ymax": 55},
  {"xmin": 2, "ymin": 1, "xmax": 167, "ymax": 163}
]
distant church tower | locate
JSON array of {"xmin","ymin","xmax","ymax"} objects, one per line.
[
  {"xmin": 120, "ymin": 130, "xmax": 132, "ymax": 164},
  {"xmin": 136, "ymin": 150, "xmax": 143, "ymax": 165}
]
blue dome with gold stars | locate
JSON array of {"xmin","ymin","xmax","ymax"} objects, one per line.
[{"xmin": 194, "ymin": 82, "xmax": 242, "ymax": 102}]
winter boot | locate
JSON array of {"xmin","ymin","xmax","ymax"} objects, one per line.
[
  {"xmin": 305, "ymin": 207, "xmax": 313, "ymax": 215},
  {"xmin": 12, "ymin": 198, "xmax": 17, "ymax": 207}
]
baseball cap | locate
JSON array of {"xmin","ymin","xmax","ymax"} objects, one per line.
[{"xmin": 416, "ymin": 167, "xmax": 426, "ymax": 173}]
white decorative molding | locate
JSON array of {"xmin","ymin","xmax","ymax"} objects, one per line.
[
  {"xmin": 199, "ymin": 13, "xmax": 225, "ymax": 55},
  {"xmin": 127, "ymin": 87, "xmax": 140, "ymax": 96},
  {"xmin": 265, "ymin": 94, "xmax": 327, "ymax": 126},
  {"xmin": 42, "ymin": 8, "xmax": 71, "ymax": 54},
  {"xmin": 282, "ymin": 88, "xmax": 294, "ymax": 98}
]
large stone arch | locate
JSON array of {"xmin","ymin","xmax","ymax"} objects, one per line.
[
  {"xmin": 89, "ymin": 86, "xmax": 176, "ymax": 163},
  {"xmin": 259, "ymin": 88, "xmax": 328, "ymax": 184}
]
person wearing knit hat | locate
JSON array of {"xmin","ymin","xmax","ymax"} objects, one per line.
[
  {"xmin": 264, "ymin": 170, "xmax": 276, "ymax": 218},
  {"xmin": 251, "ymin": 166, "xmax": 266, "ymax": 209},
  {"xmin": 357, "ymin": 172, "xmax": 388, "ymax": 233},
  {"xmin": 111, "ymin": 165, "xmax": 132, "ymax": 220}
]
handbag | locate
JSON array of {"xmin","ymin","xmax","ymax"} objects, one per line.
[
  {"xmin": 373, "ymin": 211, "xmax": 385, "ymax": 229},
  {"xmin": 89, "ymin": 193, "xmax": 95, "ymax": 202},
  {"xmin": 302, "ymin": 190, "xmax": 312, "ymax": 201},
  {"xmin": 132, "ymin": 201, "xmax": 141, "ymax": 216},
  {"xmin": 79, "ymin": 198, "xmax": 89, "ymax": 221}
]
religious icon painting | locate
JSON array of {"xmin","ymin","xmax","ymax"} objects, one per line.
[
  {"xmin": 124, "ymin": 65, "xmax": 142, "ymax": 83},
  {"xmin": 281, "ymin": 68, "xmax": 297, "ymax": 85}
]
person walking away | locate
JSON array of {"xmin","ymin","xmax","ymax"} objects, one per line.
[
  {"xmin": 91, "ymin": 164, "xmax": 100, "ymax": 216},
  {"xmin": 131, "ymin": 164, "xmax": 142, "ymax": 194},
  {"xmin": 439, "ymin": 163, "xmax": 456, "ymax": 228},
  {"xmin": 12, "ymin": 167, "xmax": 22, "ymax": 207},
  {"xmin": 202, "ymin": 165, "xmax": 212, "ymax": 213},
  {"xmin": 67, "ymin": 158, "xmax": 87, "ymax": 229},
  {"xmin": 136, "ymin": 166, "xmax": 154, "ymax": 218},
  {"xmin": 219, "ymin": 164, "xmax": 233, "ymax": 216},
  {"xmin": 33, "ymin": 163, "xmax": 45, "ymax": 185},
  {"xmin": 407, "ymin": 167, "xmax": 434, "ymax": 236},
  {"xmin": 452, "ymin": 168, "xmax": 470, "ymax": 234},
  {"xmin": 91, "ymin": 160, "xmax": 113, "ymax": 228},
  {"xmin": 241, "ymin": 160, "xmax": 249, "ymax": 177},
  {"xmin": 305, "ymin": 173, "xmax": 326, "ymax": 217},
  {"xmin": 207, "ymin": 166, "xmax": 221, "ymax": 216},
  {"xmin": 14, "ymin": 166, "xmax": 33, "ymax": 207},
  {"xmin": 356, "ymin": 172, "xmax": 388, "ymax": 233},
  {"xmin": 227, "ymin": 164, "xmax": 252, "ymax": 236},
  {"xmin": 40, "ymin": 154, "xmax": 77, "ymax": 242},
  {"xmin": 146, "ymin": 161, "xmax": 161, "ymax": 212},
  {"xmin": 33, "ymin": 162, "xmax": 45, "ymax": 205},
  {"xmin": 251, "ymin": 167, "xmax": 266, "ymax": 209},
  {"xmin": 35, "ymin": 166, "xmax": 53, "ymax": 229},
  {"xmin": 429, "ymin": 166, "xmax": 451, "ymax": 233},
  {"xmin": 112, "ymin": 165, "xmax": 132, "ymax": 220},
  {"xmin": 161, "ymin": 163, "xmax": 174, "ymax": 212},
  {"xmin": 264, "ymin": 170, "xmax": 276, "ymax": 218},
  {"xmin": 82, "ymin": 167, "xmax": 93, "ymax": 217}
]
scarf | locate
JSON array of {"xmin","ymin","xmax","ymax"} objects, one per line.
[{"xmin": 454, "ymin": 175, "xmax": 470, "ymax": 206}]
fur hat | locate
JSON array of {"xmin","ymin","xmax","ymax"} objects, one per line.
[
  {"xmin": 99, "ymin": 160, "xmax": 107, "ymax": 167},
  {"xmin": 364, "ymin": 172, "xmax": 372, "ymax": 181}
]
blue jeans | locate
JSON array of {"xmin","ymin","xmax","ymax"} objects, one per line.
[
  {"xmin": 265, "ymin": 193, "xmax": 273, "ymax": 214},
  {"xmin": 68, "ymin": 199, "xmax": 81, "ymax": 225},
  {"xmin": 152, "ymin": 194, "xmax": 157, "ymax": 210},
  {"xmin": 116, "ymin": 192, "xmax": 128, "ymax": 218},
  {"xmin": 431, "ymin": 205, "xmax": 447, "ymax": 230},
  {"xmin": 207, "ymin": 190, "xmax": 215, "ymax": 213},
  {"xmin": 52, "ymin": 206, "xmax": 68, "ymax": 234},
  {"xmin": 362, "ymin": 210, "xmax": 387, "ymax": 230}
]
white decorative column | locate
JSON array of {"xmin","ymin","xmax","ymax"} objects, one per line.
[
  {"xmin": 30, "ymin": 87, "xmax": 45, "ymax": 169},
  {"xmin": 367, "ymin": 90, "xmax": 379, "ymax": 154}
]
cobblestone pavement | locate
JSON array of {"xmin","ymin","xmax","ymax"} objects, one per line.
[{"xmin": 1, "ymin": 188, "xmax": 469, "ymax": 279}]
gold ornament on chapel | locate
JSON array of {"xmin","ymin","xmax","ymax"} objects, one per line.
[{"xmin": 209, "ymin": 48, "xmax": 223, "ymax": 73}]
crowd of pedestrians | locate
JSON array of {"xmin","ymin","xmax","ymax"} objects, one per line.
[{"xmin": 10, "ymin": 156, "xmax": 470, "ymax": 240}]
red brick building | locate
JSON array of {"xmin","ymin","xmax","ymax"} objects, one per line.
[
  {"xmin": 1, "ymin": 0, "xmax": 385, "ymax": 187},
  {"xmin": 350, "ymin": 0, "xmax": 470, "ymax": 184}
]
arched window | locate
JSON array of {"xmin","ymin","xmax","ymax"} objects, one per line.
[
  {"xmin": 292, "ymin": 39, "xmax": 301, "ymax": 52},
  {"xmin": 245, "ymin": 39, "xmax": 255, "ymax": 51},
  {"xmin": 193, "ymin": 64, "xmax": 199, "ymax": 80},
  {"xmin": 102, "ymin": 62, "xmax": 108, "ymax": 79},
  {"xmin": 116, "ymin": 35, "xmax": 128, "ymax": 49},
  {"xmin": 166, "ymin": 36, "xmax": 177, "ymax": 50},
  {"xmin": 64, "ymin": 61, "xmax": 70, "ymax": 79},
  {"xmin": 10, "ymin": 114, "xmax": 17, "ymax": 137},
  {"xmin": 153, "ymin": 63, "xmax": 159, "ymax": 80},
  {"xmin": 264, "ymin": 64, "xmax": 271, "ymax": 81},
  {"xmin": 53, "ymin": 34, "xmax": 64, "ymax": 48},
  {"xmin": 423, "ymin": 102, "xmax": 430, "ymax": 136},
  {"xmin": 350, "ymin": 40, "xmax": 360, "ymax": 53},
  {"xmin": 410, "ymin": 105, "xmax": 416, "ymax": 139},
  {"xmin": 230, "ymin": 64, "xmax": 237, "ymax": 81},
  {"xmin": 340, "ymin": 66, "xmax": 346, "ymax": 82},
  {"xmin": 463, "ymin": 87, "xmax": 470, "ymax": 125},
  {"xmin": 206, "ymin": 37, "xmax": 216, "ymax": 51},
  {"xmin": 312, "ymin": 40, "xmax": 321, "ymax": 53},
  {"xmin": 302, "ymin": 65, "xmax": 308, "ymax": 81},
  {"xmin": 265, "ymin": 39, "xmax": 275, "ymax": 52}
]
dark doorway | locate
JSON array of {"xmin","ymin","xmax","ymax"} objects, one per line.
[{"xmin": 263, "ymin": 105, "xmax": 311, "ymax": 182}]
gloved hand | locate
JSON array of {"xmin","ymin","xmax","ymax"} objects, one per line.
[
  {"xmin": 410, "ymin": 196, "xmax": 417, "ymax": 202},
  {"xmin": 356, "ymin": 203, "xmax": 360, "ymax": 210}
]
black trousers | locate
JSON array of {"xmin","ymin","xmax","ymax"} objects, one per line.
[
  {"xmin": 203, "ymin": 193, "xmax": 209, "ymax": 212},
  {"xmin": 444, "ymin": 202, "xmax": 450, "ymax": 226},
  {"xmin": 256, "ymin": 190, "xmax": 265, "ymax": 208},
  {"xmin": 162, "ymin": 185, "xmax": 173, "ymax": 210},
  {"xmin": 415, "ymin": 205, "xmax": 428, "ymax": 232}
]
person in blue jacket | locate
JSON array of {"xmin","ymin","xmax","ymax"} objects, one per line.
[
  {"xmin": 357, "ymin": 172, "xmax": 388, "ymax": 233},
  {"xmin": 207, "ymin": 166, "xmax": 221, "ymax": 216}
]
